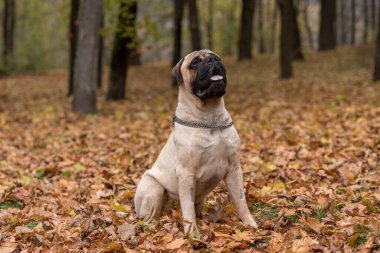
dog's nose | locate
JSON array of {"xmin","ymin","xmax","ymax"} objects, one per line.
[{"xmin": 205, "ymin": 55, "xmax": 219, "ymax": 64}]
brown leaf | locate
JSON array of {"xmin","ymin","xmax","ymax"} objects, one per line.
[
  {"xmin": 213, "ymin": 231, "xmax": 232, "ymax": 239},
  {"xmin": 232, "ymin": 229, "xmax": 255, "ymax": 241},
  {"xmin": 117, "ymin": 223, "xmax": 135, "ymax": 241},
  {"xmin": 291, "ymin": 237, "xmax": 314, "ymax": 253},
  {"xmin": 305, "ymin": 217, "xmax": 323, "ymax": 234},
  {"xmin": 0, "ymin": 243, "xmax": 17, "ymax": 253},
  {"xmin": 342, "ymin": 203, "xmax": 367, "ymax": 216},
  {"xmin": 165, "ymin": 238, "xmax": 185, "ymax": 250},
  {"xmin": 101, "ymin": 241, "xmax": 123, "ymax": 252},
  {"xmin": 268, "ymin": 232, "xmax": 283, "ymax": 252}
]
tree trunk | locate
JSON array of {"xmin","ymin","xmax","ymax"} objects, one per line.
[
  {"xmin": 340, "ymin": 0, "xmax": 346, "ymax": 45},
  {"xmin": 97, "ymin": 12, "xmax": 104, "ymax": 90},
  {"xmin": 129, "ymin": 47, "xmax": 141, "ymax": 66},
  {"xmin": 107, "ymin": 0, "xmax": 137, "ymax": 100},
  {"xmin": 68, "ymin": 0, "xmax": 80, "ymax": 96},
  {"xmin": 303, "ymin": 0, "xmax": 314, "ymax": 49},
  {"xmin": 371, "ymin": 0, "xmax": 376, "ymax": 34},
  {"xmin": 207, "ymin": 0, "xmax": 213, "ymax": 50},
  {"xmin": 172, "ymin": 0, "xmax": 185, "ymax": 86},
  {"xmin": 270, "ymin": 0, "xmax": 278, "ymax": 53},
  {"xmin": 238, "ymin": 0, "xmax": 255, "ymax": 60},
  {"xmin": 73, "ymin": 0, "xmax": 103, "ymax": 114},
  {"xmin": 188, "ymin": 0, "xmax": 201, "ymax": 50},
  {"xmin": 172, "ymin": 0, "xmax": 185, "ymax": 65},
  {"xmin": 278, "ymin": 0, "xmax": 293, "ymax": 79},
  {"xmin": 374, "ymin": 4, "xmax": 380, "ymax": 81},
  {"xmin": 3, "ymin": 0, "xmax": 16, "ymax": 66},
  {"xmin": 350, "ymin": 0, "xmax": 356, "ymax": 45},
  {"xmin": 363, "ymin": 0, "xmax": 369, "ymax": 44},
  {"xmin": 292, "ymin": 2, "xmax": 303, "ymax": 60},
  {"xmin": 258, "ymin": 0, "xmax": 265, "ymax": 54},
  {"xmin": 319, "ymin": 0, "xmax": 336, "ymax": 51}
]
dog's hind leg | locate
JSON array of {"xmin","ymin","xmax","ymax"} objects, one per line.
[{"xmin": 134, "ymin": 174, "xmax": 165, "ymax": 222}]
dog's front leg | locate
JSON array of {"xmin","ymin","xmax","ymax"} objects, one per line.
[
  {"xmin": 225, "ymin": 166, "xmax": 258, "ymax": 228},
  {"xmin": 177, "ymin": 171, "xmax": 199, "ymax": 236}
]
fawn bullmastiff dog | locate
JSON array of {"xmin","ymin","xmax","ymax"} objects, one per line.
[{"xmin": 134, "ymin": 49, "xmax": 257, "ymax": 236}]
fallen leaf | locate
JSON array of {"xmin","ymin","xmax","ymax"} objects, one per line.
[
  {"xmin": 165, "ymin": 238, "xmax": 185, "ymax": 250},
  {"xmin": 0, "ymin": 242, "xmax": 18, "ymax": 253},
  {"xmin": 118, "ymin": 223, "xmax": 135, "ymax": 241},
  {"xmin": 268, "ymin": 232, "xmax": 283, "ymax": 252},
  {"xmin": 232, "ymin": 229, "xmax": 255, "ymax": 241},
  {"xmin": 305, "ymin": 217, "xmax": 323, "ymax": 234}
]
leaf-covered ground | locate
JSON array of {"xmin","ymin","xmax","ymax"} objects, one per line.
[{"xmin": 0, "ymin": 46, "xmax": 379, "ymax": 252}]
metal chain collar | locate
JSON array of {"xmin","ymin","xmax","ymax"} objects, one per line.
[{"xmin": 172, "ymin": 114, "xmax": 234, "ymax": 129}]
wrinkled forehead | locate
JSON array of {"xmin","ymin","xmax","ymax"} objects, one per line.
[{"xmin": 182, "ymin": 49, "xmax": 220, "ymax": 66}]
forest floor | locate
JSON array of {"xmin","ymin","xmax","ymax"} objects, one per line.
[{"xmin": 0, "ymin": 46, "xmax": 379, "ymax": 252}]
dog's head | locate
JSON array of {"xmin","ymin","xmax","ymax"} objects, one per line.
[{"xmin": 172, "ymin": 49, "xmax": 227, "ymax": 100}]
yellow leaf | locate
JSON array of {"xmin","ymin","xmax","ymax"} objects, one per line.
[
  {"xmin": 260, "ymin": 186, "xmax": 273, "ymax": 195},
  {"xmin": 262, "ymin": 163, "xmax": 277, "ymax": 174},
  {"xmin": 115, "ymin": 110, "xmax": 124, "ymax": 120},
  {"xmin": 73, "ymin": 163, "xmax": 86, "ymax": 171},
  {"xmin": 68, "ymin": 209, "xmax": 76, "ymax": 216},
  {"xmin": 22, "ymin": 176, "xmax": 31, "ymax": 185},
  {"xmin": 110, "ymin": 199, "xmax": 125, "ymax": 212},
  {"xmin": 273, "ymin": 181, "xmax": 286, "ymax": 191}
]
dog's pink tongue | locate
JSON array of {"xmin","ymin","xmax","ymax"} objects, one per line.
[{"xmin": 210, "ymin": 75, "xmax": 223, "ymax": 81}]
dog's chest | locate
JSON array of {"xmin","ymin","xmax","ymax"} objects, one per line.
[{"xmin": 195, "ymin": 128, "xmax": 240, "ymax": 187}]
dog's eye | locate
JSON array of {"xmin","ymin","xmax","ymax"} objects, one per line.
[{"xmin": 190, "ymin": 58, "xmax": 200, "ymax": 68}]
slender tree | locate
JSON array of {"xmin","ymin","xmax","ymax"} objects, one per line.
[
  {"xmin": 68, "ymin": 0, "xmax": 80, "ymax": 96},
  {"xmin": 371, "ymin": 0, "xmax": 376, "ymax": 34},
  {"xmin": 339, "ymin": 0, "xmax": 347, "ymax": 45},
  {"xmin": 292, "ymin": 2, "xmax": 303, "ymax": 60},
  {"xmin": 172, "ymin": 0, "xmax": 185, "ymax": 86},
  {"xmin": 97, "ymin": 12, "xmax": 104, "ymax": 90},
  {"xmin": 128, "ymin": 5, "xmax": 141, "ymax": 67},
  {"xmin": 270, "ymin": 0, "xmax": 278, "ymax": 53},
  {"xmin": 3, "ymin": 0, "xmax": 16, "ymax": 66},
  {"xmin": 257, "ymin": 0, "xmax": 266, "ymax": 54},
  {"xmin": 319, "ymin": 0, "xmax": 336, "ymax": 51},
  {"xmin": 303, "ymin": 0, "xmax": 314, "ymax": 49},
  {"xmin": 374, "ymin": 4, "xmax": 380, "ymax": 81},
  {"xmin": 363, "ymin": 0, "xmax": 369, "ymax": 44},
  {"xmin": 107, "ymin": 0, "xmax": 137, "ymax": 100},
  {"xmin": 73, "ymin": 0, "xmax": 103, "ymax": 114},
  {"xmin": 238, "ymin": 0, "xmax": 255, "ymax": 60},
  {"xmin": 188, "ymin": 0, "xmax": 201, "ymax": 50},
  {"xmin": 129, "ymin": 48, "xmax": 141, "ymax": 66},
  {"xmin": 350, "ymin": 0, "xmax": 356, "ymax": 45},
  {"xmin": 207, "ymin": 0, "xmax": 213, "ymax": 50},
  {"xmin": 278, "ymin": 0, "xmax": 293, "ymax": 78}
]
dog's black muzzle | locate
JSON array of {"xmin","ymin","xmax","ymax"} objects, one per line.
[{"xmin": 192, "ymin": 55, "xmax": 227, "ymax": 100}]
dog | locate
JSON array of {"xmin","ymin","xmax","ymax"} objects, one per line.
[{"xmin": 134, "ymin": 49, "xmax": 257, "ymax": 236}]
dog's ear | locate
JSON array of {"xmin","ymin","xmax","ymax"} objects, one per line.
[{"xmin": 171, "ymin": 58, "xmax": 184, "ymax": 85}]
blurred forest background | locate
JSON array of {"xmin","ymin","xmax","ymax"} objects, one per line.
[
  {"xmin": 1, "ymin": 0, "xmax": 380, "ymax": 252},
  {"xmin": 1, "ymin": 0, "xmax": 296, "ymax": 70},
  {"xmin": 1, "ymin": 0, "xmax": 380, "ymax": 113},
  {"xmin": 1, "ymin": 0, "xmax": 378, "ymax": 70}
]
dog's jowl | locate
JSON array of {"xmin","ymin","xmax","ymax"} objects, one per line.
[{"xmin": 134, "ymin": 49, "xmax": 258, "ymax": 236}]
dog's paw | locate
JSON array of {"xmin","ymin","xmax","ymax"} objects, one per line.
[
  {"xmin": 242, "ymin": 215, "xmax": 258, "ymax": 229},
  {"xmin": 184, "ymin": 221, "xmax": 200, "ymax": 238}
]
